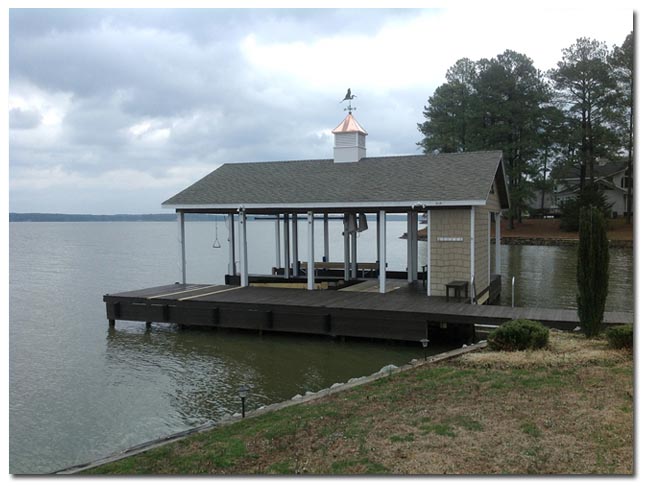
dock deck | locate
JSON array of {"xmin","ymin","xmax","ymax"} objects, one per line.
[{"xmin": 103, "ymin": 281, "xmax": 633, "ymax": 343}]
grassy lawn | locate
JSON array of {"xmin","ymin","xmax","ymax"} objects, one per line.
[{"xmin": 87, "ymin": 331, "xmax": 633, "ymax": 475}]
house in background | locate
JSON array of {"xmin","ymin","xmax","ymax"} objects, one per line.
[{"xmin": 530, "ymin": 158, "xmax": 631, "ymax": 218}]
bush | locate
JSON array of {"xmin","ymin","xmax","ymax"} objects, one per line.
[
  {"xmin": 577, "ymin": 206, "xmax": 609, "ymax": 338},
  {"xmin": 488, "ymin": 319, "xmax": 549, "ymax": 351},
  {"xmin": 606, "ymin": 324, "xmax": 633, "ymax": 349},
  {"xmin": 560, "ymin": 185, "xmax": 612, "ymax": 232}
]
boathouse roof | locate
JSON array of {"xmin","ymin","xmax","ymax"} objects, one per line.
[{"xmin": 162, "ymin": 150, "xmax": 509, "ymax": 213}]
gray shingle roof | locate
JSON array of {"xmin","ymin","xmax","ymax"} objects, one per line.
[{"xmin": 162, "ymin": 150, "xmax": 508, "ymax": 211}]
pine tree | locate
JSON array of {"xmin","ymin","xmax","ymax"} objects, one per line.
[{"xmin": 577, "ymin": 206, "xmax": 610, "ymax": 337}]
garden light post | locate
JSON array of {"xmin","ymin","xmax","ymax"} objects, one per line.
[
  {"xmin": 238, "ymin": 385, "xmax": 250, "ymax": 418},
  {"xmin": 420, "ymin": 338, "xmax": 430, "ymax": 360}
]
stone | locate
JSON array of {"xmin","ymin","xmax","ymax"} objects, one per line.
[{"xmin": 379, "ymin": 364, "xmax": 399, "ymax": 374}]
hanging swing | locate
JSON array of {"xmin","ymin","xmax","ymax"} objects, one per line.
[{"xmin": 212, "ymin": 217, "xmax": 222, "ymax": 249}]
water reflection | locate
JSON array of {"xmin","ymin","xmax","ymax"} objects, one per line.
[
  {"xmin": 498, "ymin": 245, "xmax": 633, "ymax": 312},
  {"xmin": 104, "ymin": 324, "xmax": 432, "ymax": 424}
]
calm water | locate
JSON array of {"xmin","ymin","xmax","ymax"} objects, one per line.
[{"xmin": 9, "ymin": 221, "xmax": 634, "ymax": 473}]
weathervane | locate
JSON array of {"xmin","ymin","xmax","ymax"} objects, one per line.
[{"xmin": 339, "ymin": 88, "xmax": 357, "ymax": 114}]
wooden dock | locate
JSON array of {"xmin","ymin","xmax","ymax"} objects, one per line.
[{"xmin": 103, "ymin": 282, "xmax": 633, "ymax": 343}]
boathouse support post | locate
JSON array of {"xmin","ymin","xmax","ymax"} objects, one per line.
[
  {"xmin": 307, "ymin": 211, "xmax": 315, "ymax": 290},
  {"xmin": 495, "ymin": 211, "xmax": 501, "ymax": 275},
  {"xmin": 283, "ymin": 214, "xmax": 290, "ymax": 279},
  {"xmin": 177, "ymin": 211, "xmax": 187, "ymax": 284},
  {"xmin": 292, "ymin": 213, "xmax": 299, "ymax": 277},
  {"xmin": 412, "ymin": 211, "xmax": 419, "ymax": 284},
  {"xmin": 275, "ymin": 215, "xmax": 281, "ymax": 271},
  {"xmin": 379, "ymin": 210, "xmax": 387, "ymax": 293},
  {"xmin": 427, "ymin": 209, "xmax": 432, "ymax": 296},
  {"xmin": 227, "ymin": 214, "xmax": 236, "ymax": 277},
  {"xmin": 470, "ymin": 206, "xmax": 476, "ymax": 304},
  {"xmin": 407, "ymin": 211, "xmax": 415, "ymax": 283},
  {"xmin": 323, "ymin": 213, "xmax": 329, "ymax": 262},
  {"xmin": 238, "ymin": 208, "xmax": 249, "ymax": 287},
  {"xmin": 406, "ymin": 211, "xmax": 412, "ymax": 282},
  {"xmin": 343, "ymin": 213, "xmax": 350, "ymax": 281},
  {"xmin": 376, "ymin": 211, "xmax": 381, "ymax": 266},
  {"xmin": 487, "ymin": 211, "xmax": 491, "ymax": 285},
  {"xmin": 351, "ymin": 214, "xmax": 358, "ymax": 280}
]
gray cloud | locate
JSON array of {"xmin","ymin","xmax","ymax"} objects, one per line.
[{"xmin": 9, "ymin": 107, "xmax": 42, "ymax": 129}]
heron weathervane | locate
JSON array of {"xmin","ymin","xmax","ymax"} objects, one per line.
[{"xmin": 339, "ymin": 88, "xmax": 357, "ymax": 114}]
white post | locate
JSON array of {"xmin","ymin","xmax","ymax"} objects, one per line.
[
  {"xmin": 227, "ymin": 213, "xmax": 236, "ymax": 276},
  {"xmin": 351, "ymin": 217, "xmax": 357, "ymax": 279},
  {"xmin": 292, "ymin": 213, "xmax": 299, "ymax": 277},
  {"xmin": 379, "ymin": 210, "xmax": 386, "ymax": 293},
  {"xmin": 238, "ymin": 208, "xmax": 248, "ymax": 287},
  {"xmin": 495, "ymin": 212, "xmax": 501, "ymax": 275},
  {"xmin": 283, "ymin": 213, "xmax": 290, "ymax": 279},
  {"xmin": 307, "ymin": 211, "xmax": 315, "ymax": 290},
  {"xmin": 275, "ymin": 215, "xmax": 281, "ymax": 271},
  {"xmin": 343, "ymin": 214, "xmax": 350, "ymax": 281},
  {"xmin": 427, "ymin": 209, "xmax": 432, "ymax": 296},
  {"xmin": 470, "ymin": 206, "xmax": 476, "ymax": 304},
  {"xmin": 412, "ymin": 212, "xmax": 419, "ymax": 283},
  {"xmin": 487, "ymin": 212, "xmax": 491, "ymax": 283},
  {"xmin": 177, "ymin": 211, "xmax": 187, "ymax": 284},
  {"xmin": 406, "ymin": 211, "xmax": 414, "ymax": 282},
  {"xmin": 323, "ymin": 213, "xmax": 329, "ymax": 262},
  {"xmin": 376, "ymin": 211, "xmax": 380, "ymax": 264}
]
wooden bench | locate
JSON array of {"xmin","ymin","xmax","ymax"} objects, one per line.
[{"xmin": 445, "ymin": 280, "xmax": 469, "ymax": 302}]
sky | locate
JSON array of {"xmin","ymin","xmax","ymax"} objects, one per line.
[{"xmin": 7, "ymin": 6, "xmax": 634, "ymax": 214}]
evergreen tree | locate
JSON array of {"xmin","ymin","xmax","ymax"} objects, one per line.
[
  {"xmin": 417, "ymin": 58, "xmax": 477, "ymax": 153},
  {"xmin": 609, "ymin": 31, "xmax": 634, "ymax": 224},
  {"xmin": 549, "ymin": 38, "xmax": 618, "ymax": 192},
  {"xmin": 471, "ymin": 51, "xmax": 550, "ymax": 227},
  {"xmin": 419, "ymin": 51, "xmax": 549, "ymax": 229},
  {"xmin": 577, "ymin": 206, "xmax": 609, "ymax": 337}
]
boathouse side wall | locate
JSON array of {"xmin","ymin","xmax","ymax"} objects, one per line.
[
  {"xmin": 428, "ymin": 208, "xmax": 471, "ymax": 297},
  {"xmin": 428, "ymin": 190, "xmax": 501, "ymax": 301}
]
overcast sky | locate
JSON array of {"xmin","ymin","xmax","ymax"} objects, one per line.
[{"xmin": 8, "ymin": 7, "xmax": 633, "ymax": 214}]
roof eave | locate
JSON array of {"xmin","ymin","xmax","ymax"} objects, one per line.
[{"xmin": 161, "ymin": 199, "xmax": 487, "ymax": 212}]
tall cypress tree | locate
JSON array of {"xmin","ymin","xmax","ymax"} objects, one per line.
[{"xmin": 577, "ymin": 206, "xmax": 610, "ymax": 337}]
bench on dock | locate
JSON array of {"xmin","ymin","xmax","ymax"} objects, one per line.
[{"xmin": 445, "ymin": 280, "xmax": 469, "ymax": 302}]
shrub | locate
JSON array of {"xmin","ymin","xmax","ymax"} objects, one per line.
[
  {"xmin": 577, "ymin": 206, "xmax": 609, "ymax": 338},
  {"xmin": 488, "ymin": 319, "xmax": 549, "ymax": 351},
  {"xmin": 560, "ymin": 185, "xmax": 612, "ymax": 232},
  {"xmin": 606, "ymin": 324, "xmax": 633, "ymax": 349}
]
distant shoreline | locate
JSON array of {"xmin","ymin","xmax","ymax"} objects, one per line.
[
  {"xmin": 10, "ymin": 213, "xmax": 183, "ymax": 222},
  {"xmin": 9, "ymin": 213, "xmax": 405, "ymax": 223}
]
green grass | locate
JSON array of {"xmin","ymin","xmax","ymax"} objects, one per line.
[
  {"xmin": 521, "ymin": 422, "xmax": 542, "ymax": 438},
  {"xmin": 389, "ymin": 433, "xmax": 415, "ymax": 443}
]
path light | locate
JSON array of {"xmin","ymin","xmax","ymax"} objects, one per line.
[
  {"xmin": 238, "ymin": 385, "xmax": 250, "ymax": 418},
  {"xmin": 420, "ymin": 338, "xmax": 430, "ymax": 361}
]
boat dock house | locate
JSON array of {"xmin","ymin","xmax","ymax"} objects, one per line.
[
  {"xmin": 104, "ymin": 109, "xmax": 636, "ymax": 342},
  {"xmin": 160, "ymin": 112, "xmax": 509, "ymax": 303}
]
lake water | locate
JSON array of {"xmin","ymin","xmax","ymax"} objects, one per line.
[{"xmin": 9, "ymin": 221, "xmax": 634, "ymax": 473}]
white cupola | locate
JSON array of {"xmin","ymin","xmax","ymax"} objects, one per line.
[{"xmin": 332, "ymin": 113, "xmax": 367, "ymax": 163}]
